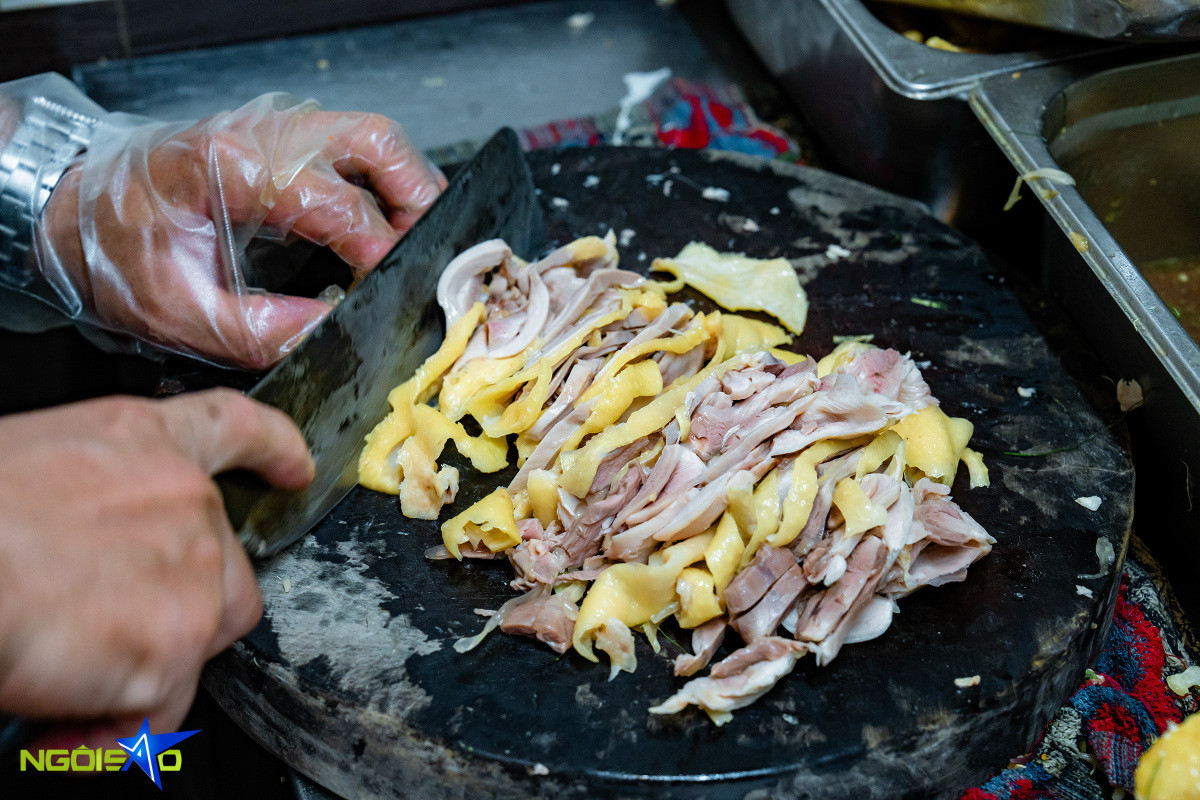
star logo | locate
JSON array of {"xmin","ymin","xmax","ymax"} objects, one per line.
[{"xmin": 115, "ymin": 717, "xmax": 200, "ymax": 789}]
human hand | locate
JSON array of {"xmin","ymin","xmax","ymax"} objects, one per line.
[
  {"xmin": 37, "ymin": 95, "xmax": 446, "ymax": 368},
  {"xmin": 0, "ymin": 389, "xmax": 312, "ymax": 745}
]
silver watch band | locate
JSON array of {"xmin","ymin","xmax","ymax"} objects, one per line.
[{"xmin": 0, "ymin": 96, "xmax": 98, "ymax": 289}]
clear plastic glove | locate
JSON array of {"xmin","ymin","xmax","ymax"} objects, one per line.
[
  {"xmin": 0, "ymin": 389, "xmax": 312, "ymax": 747},
  {"xmin": 32, "ymin": 90, "xmax": 445, "ymax": 368}
]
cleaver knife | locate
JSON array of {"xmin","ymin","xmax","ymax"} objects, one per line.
[
  {"xmin": 220, "ymin": 127, "xmax": 544, "ymax": 558},
  {"xmin": 0, "ymin": 130, "xmax": 545, "ymax": 759}
]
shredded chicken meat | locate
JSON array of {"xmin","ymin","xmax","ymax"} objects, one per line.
[{"xmin": 365, "ymin": 234, "xmax": 995, "ymax": 726}]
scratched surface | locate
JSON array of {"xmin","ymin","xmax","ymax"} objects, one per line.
[{"xmin": 204, "ymin": 147, "xmax": 1134, "ymax": 800}]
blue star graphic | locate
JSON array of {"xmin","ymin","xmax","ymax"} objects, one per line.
[{"xmin": 115, "ymin": 717, "xmax": 200, "ymax": 789}]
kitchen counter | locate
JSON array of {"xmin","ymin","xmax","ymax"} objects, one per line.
[{"xmin": 74, "ymin": 0, "xmax": 733, "ymax": 157}]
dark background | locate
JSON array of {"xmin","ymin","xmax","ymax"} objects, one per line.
[
  {"xmin": 0, "ymin": 0, "xmax": 523, "ymax": 83},
  {"xmin": 0, "ymin": 689, "xmax": 294, "ymax": 799}
]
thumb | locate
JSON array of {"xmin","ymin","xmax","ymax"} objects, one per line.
[
  {"xmin": 217, "ymin": 290, "xmax": 331, "ymax": 370},
  {"xmin": 156, "ymin": 388, "xmax": 313, "ymax": 488}
]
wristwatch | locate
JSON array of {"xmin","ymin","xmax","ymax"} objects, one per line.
[{"xmin": 0, "ymin": 95, "xmax": 98, "ymax": 290}]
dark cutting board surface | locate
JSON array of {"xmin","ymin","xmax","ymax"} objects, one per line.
[{"xmin": 204, "ymin": 147, "xmax": 1133, "ymax": 800}]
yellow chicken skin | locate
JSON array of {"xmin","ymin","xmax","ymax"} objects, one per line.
[{"xmin": 1136, "ymin": 712, "xmax": 1200, "ymax": 800}]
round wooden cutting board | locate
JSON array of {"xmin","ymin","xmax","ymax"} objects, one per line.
[{"xmin": 204, "ymin": 146, "xmax": 1133, "ymax": 800}]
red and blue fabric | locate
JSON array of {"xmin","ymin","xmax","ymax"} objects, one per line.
[{"xmin": 961, "ymin": 564, "xmax": 1197, "ymax": 800}]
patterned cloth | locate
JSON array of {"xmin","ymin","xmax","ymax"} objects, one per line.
[
  {"xmin": 644, "ymin": 78, "xmax": 798, "ymax": 160},
  {"xmin": 426, "ymin": 77, "xmax": 801, "ymax": 167},
  {"xmin": 963, "ymin": 542, "xmax": 1200, "ymax": 800}
]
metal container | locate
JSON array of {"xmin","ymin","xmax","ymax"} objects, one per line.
[
  {"xmin": 874, "ymin": 0, "xmax": 1200, "ymax": 41},
  {"xmin": 725, "ymin": 0, "xmax": 1121, "ymax": 260},
  {"xmin": 971, "ymin": 50, "xmax": 1200, "ymax": 617}
]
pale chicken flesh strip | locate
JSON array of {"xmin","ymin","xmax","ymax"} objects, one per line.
[
  {"xmin": 792, "ymin": 448, "xmax": 863, "ymax": 558},
  {"xmin": 436, "ymin": 238, "xmax": 513, "ymax": 325},
  {"xmin": 508, "ymin": 538, "xmax": 568, "ymax": 591},
  {"xmin": 882, "ymin": 478, "xmax": 994, "ymax": 596},
  {"xmin": 724, "ymin": 546, "xmax": 800, "ymax": 616},
  {"xmin": 610, "ymin": 443, "xmax": 685, "ymax": 531},
  {"xmin": 838, "ymin": 346, "xmax": 935, "ymax": 408},
  {"xmin": 454, "ymin": 586, "xmax": 575, "ymax": 654},
  {"xmin": 649, "ymin": 637, "xmax": 812, "ymax": 723},
  {"xmin": 510, "ymin": 401, "xmax": 596, "ymax": 494},
  {"xmin": 617, "ymin": 446, "xmax": 705, "ymax": 529},
  {"xmin": 801, "ymin": 472, "xmax": 904, "ymax": 586},
  {"xmin": 523, "ymin": 359, "xmax": 602, "ymax": 443},
  {"xmin": 486, "ymin": 270, "xmax": 550, "ymax": 358},
  {"xmin": 769, "ymin": 373, "xmax": 907, "ymax": 457},
  {"xmin": 729, "ymin": 563, "xmax": 808, "ymax": 642},
  {"xmin": 674, "ymin": 619, "xmax": 728, "ymax": 677},
  {"xmin": 793, "ymin": 535, "xmax": 889, "ymax": 666},
  {"xmin": 498, "ymin": 591, "xmax": 579, "ymax": 654},
  {"xmin": 792, "ymin": 474, "xmax": 913, "ymax": 665},
  {"xmin": 538, "ymin": 269, "xmax": 644, "ymax": 348}
]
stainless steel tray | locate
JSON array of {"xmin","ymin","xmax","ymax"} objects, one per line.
[
  {"xmin": 971, "ymin": 51, "xmax": 1200, "ymax": 414},
  {"xmin": 875, "ymin": 0, "xmax": 1200, "ymax": 41},
  {"xmin": 971, "ymin": 50, "xmax": 1200, "ymax": 616},
  {"xmin": 725, "ymin": 0, "xmax": 1120, "ymax": 257},
  {"xmin": 814, "ymin": 0, "xmax": 1123, "ymax": 99}
]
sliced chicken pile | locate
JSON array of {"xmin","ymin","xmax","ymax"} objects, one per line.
[{"xmin": 358, "ymin": 234, "xmax": 994, "ymax": 725}]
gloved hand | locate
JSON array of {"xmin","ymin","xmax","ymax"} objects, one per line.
[{"xmin": 33, "ymin": 92, "xmax": 445, "ymax": 368}]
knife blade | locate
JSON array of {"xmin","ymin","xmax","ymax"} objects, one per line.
[{"xmin": 220, "ymin": 127, "xmax": 543, "ymax": 558}]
